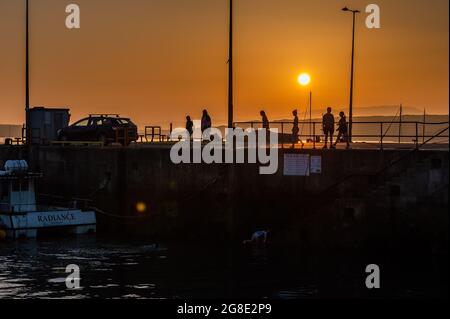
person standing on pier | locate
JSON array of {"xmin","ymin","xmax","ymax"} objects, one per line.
[
  {"xmin": 322, "ymin": 107, "xmax": 335, "ymax": 149},
  {"xmin": 291, "ymin": 109, "xmax": 302, "ymax": 148},
  {"xmin": 260, "ymin": 111, "xmax": 270, "ymax": 130},
  {"xmin": 201, "ymin": 109, "xmax": 212, "ymax": 141},
  {"xmin": 201, "ymin": 110, "xmax": 212, "ymax": 132},
  {"xmin": 260, "ymin": 111, "xmax": 270, "ymax": 145},
  {"xmin": 334, "ymin": 111, "xmax": 351, "ymax": 149},
  {"xmin": 186, "ymin": 116, "xmax": 194, "ymax": 138}
]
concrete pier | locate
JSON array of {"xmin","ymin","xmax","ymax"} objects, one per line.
[{"xmin": 0, "ymin": 144, "xmax": 448, "ymax": 251}]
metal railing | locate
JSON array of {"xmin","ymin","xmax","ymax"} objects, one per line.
[
  {"xmin": 315, "ymin": 124, "xmax": 450, "ymax": 204},
  {"xmin": 144, "ymin": 126, "xmax": 169, "ymax": 142},
  {"xmin": 233, "ymin": 120, "xmax": 449, "ymax": 149}
]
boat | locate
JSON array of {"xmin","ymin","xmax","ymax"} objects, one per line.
[{"xmin": 0, "ymin": 160, "xmax": 96, "ymax": 239}]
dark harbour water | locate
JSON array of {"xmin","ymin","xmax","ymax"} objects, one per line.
[{"xmin": 0, "ymin": 236, "xmax": 447, "ymax": 299}]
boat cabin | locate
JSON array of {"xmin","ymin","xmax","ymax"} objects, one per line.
[
  {"xmin": 0, "ymin": 173, "xmax": 41, "ymax": 213},
  {"xmin": 0, "ymin": 160, "xmax": 96, "ymax": 239}
]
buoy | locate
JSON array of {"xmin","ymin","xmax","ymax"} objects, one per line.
[{"xmin": 4, "ymin": 160, "xmax": 28, "ymax": 174}]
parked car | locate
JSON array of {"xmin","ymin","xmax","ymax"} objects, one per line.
[{"xmin": 57, "ymin": 114, "xmax": 138, "ymax": 145}]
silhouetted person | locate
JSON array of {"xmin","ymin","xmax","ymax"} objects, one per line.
[
  {"xmin": 322, "ymin": 107, "xmax": 335, "ymax": 149},
  {"xmin": 291, "ymin": 109, "xmax": 302, "ymax": 148},
  {"xmin": 334, "ymin": 111, "xmax": 350, "ymax": 149},
  {"xmin": 243, "ymin": 230, "xmax": 270, "ymax": 245},
  {"xmin": 260, "ymin": 111, "xmax": 269, "ymax": 130},
  {"xmin": 201, "ymin": 109, "xmax": 212, "ymax": 141},
  {"xmin": 201, "ymin": 109, "xmax": 212, "ymax": 132},
  {"xmin": 186, "ymin": 116, "xmax": 194, "ymax": 137}
]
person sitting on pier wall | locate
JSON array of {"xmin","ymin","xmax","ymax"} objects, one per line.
[
  {"xmin": 334, "ymin": 111, "xmax": 351, "ymax": 149},
  {"xmin": 186, "ymin": 116, "xmax": 194, "ymax": 137},
  {"xmin": 243, "ymin": 230, "xmax": 270, "ymax": 245},
  {"xmin": 322, "ymin": 107, "xmax": 335, "ymax": 149},
  {"xmin": 260, "ymin": 111, "xmax": 270, "ymax": 130}
]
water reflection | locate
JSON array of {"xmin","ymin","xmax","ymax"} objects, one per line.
[{"xmin": 0, "ymin": 237, "xmax": 447, "ymax": 299}]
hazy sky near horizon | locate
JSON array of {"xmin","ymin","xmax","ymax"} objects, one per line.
[{"xmin": 0, "ymin": 0, "xmax": 448, "ymax": 127}]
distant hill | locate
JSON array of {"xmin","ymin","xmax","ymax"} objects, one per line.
[
  {"xmin": 353, "ymin": 105, "xmax": 423, "ymax": 117},
  {"xmin": 301, "ymin": 105, "xmax": 442, "ymax": 119},
  {"xmin": 264, "ymin": 114, "xmax": 449, "ymax": 124},
  {"xmin": 353, "ymin": 114, "xmax": 449, "ymax": 123}
]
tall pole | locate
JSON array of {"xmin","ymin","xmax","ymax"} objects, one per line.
[
  {"xmin": 227, "ymin": 0, "xmax": 233, "ymax": 128},
  {"xmin": 309, "ymin": 91, "xmax": 312, "ymax": 141},
  {"xmin": 423, "ymin": 108, "xmax": 426, "ymax": 144},
  {"xmin": 348, "ymin": 11, "xmax": 356, "ymax": 143},
  {"xmin": 26, "ymin": 0, "xmax": 29, "ymax": 111},
  {"xmin": 25, "ymin": 0, "xmax": 30, "ymax": 144},
  {"xmin": 226, "ymin": 1, "xmax": 235, "ymax": 266}
]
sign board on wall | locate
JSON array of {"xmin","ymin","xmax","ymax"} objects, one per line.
[
  {"xmin": 310, "ymin": 156, "xmax": 322, "ymax": 174},
  {"xmin": 283, "ymin": 154, "xmax": 310, "ymax": 176}
]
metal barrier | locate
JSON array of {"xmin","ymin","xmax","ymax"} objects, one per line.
[
  {"xmin": 233, "ymin": 120, "xmax": 449, "ymax": 149},
  {"xmin": 50, "ymin": 141, "xmax": 104, "ymax": 147},
  {"xmin": 144, "ymin": 126, "xmax": 165, "ymax": 142},
  {"xmin": 315, "ymin": 124, "xmax": 450, "ymax": 202},
  {"xmin": 114, "ymin": 127, "xmax": 136, "ymax": 145}
]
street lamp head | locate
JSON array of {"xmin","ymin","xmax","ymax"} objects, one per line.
[{"xmin": 342, "ymin": 7, "xmax": 360, "ymax": 13}]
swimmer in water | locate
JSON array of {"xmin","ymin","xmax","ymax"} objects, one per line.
[{"xmin": 243, "ymin": 230, "xmax": 269, "ymax": 245}]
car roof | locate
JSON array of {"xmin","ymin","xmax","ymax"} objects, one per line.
[{"xmin": 89, "ymin": 116, "xmax": 130, "ymax": 120}]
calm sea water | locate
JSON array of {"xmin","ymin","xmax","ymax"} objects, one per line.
[{"xmin": 0, "ymin": 236, "xmax": 447, "ymax": 299}]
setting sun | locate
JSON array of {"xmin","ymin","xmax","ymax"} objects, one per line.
[{"xmin": 298, "ymin": 73, "xmax": 311, "ymax": 86}]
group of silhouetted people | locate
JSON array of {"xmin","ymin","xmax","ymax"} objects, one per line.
[
  {"xmin": 259, "ymin": 107, "xmax": 350, "ymax": 149},
  {"xmin": 185, "ymin": 109, "xmax": 212, "ymax": 137},
  {"xmin": 322, "ymin": 107, "xmax": 350, "ymax": 149},
  {"xmin": 184, "ymin": 107, "xmax": 350, "ymax": 148}
]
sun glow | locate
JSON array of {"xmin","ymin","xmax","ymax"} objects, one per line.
[{"xmin": 298, "ymin": 73, "xmax": 311, "ymax": 86}]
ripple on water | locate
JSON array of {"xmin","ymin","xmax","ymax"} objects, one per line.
[
  {"xmin": 47, "ymin": 277, "xmax": 68, "ymax": 284},
  {"xmin": 89, "ymin": 284, "xmax": 120, "ymax": 289},
  {"xmin": 126, "ymin": 284, "xmax": 156, "ymax": 290},
  {"xmin": 276, "ymin": 285, "xmax": 319, "ymax": 299}
]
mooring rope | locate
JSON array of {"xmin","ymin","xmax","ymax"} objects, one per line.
[{"xmin": 87, "ymin": 206, "xmax": 152, "ymax": 219}]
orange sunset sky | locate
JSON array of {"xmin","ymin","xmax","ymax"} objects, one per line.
[{"xmin": 0, "ymin": 0, "xmax": 448, "ymax": 128}]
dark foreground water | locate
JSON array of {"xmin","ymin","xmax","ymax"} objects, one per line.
[{"xmin": 0, "ymin": 236, "xmax": 447, "ymax": 299}]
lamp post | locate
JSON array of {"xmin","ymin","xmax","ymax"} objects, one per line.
[
  {"xmin": 228, "ymin": 0, "xmax": 233, "ymax": 129},
  {"xmin": 26, "ymin": 0, "xmax": 29, "ymax": 111},
  {"xmin": 25, "ymin": 0, "xmax": 30, "ymax": 144},
  {"xmin": 342, "ymin": 6, "xmax": 360, "ymax": 143}
]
